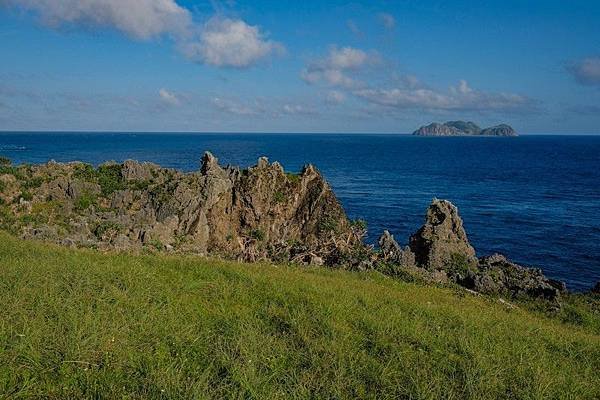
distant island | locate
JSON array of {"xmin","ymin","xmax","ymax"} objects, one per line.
[{"xmin": 413, "ymin": 121, "xmax": 518, "ymax": 136}]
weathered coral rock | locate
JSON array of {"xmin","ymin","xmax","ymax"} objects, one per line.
[
  {"xmin": 473, "ymin": 254, "xmax": 566, "ymax": 300},
  {"xmin": 381, "ymin": 199, "xmax": 567, "ymax": 301},
  {"xmin": 409, "ymin": 199, "xmax": 477, "ymax": 270},
  {"xmin": 378, "ymin": 230, "xmax": 415, "ymax": 267},
  {"xmin": 3, "ymin": 152, "xmax": 360, "ymax": 267},
  {"xmin": 121, "ymin": 160, "xmax": 157, "ymax": 181},
  {"xmin": 0, "ymin": 154, "xmax": 569, "ymax": 302}
]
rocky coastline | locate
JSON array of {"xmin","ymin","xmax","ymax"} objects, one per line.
[{"xmin": 0, "ymin": 153, "xmax": 587, "ymax": 303}]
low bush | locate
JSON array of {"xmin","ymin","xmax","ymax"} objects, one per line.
[
  {"xmin": 97, "ymin": 164, "xmax": 125, "ymax": 196},
  {"xmin": 285, "ymin": 172, "xmax": 301, "ymax": 185}
]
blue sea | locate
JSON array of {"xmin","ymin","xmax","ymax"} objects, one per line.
[{"xmin": 1, "ymin": 132, "xmax": 599, "ymax": 291}]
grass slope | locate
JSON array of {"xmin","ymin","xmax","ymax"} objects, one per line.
[{"xmin": 0, "ymin": 232, "xmax": 599, "ymax": 399}]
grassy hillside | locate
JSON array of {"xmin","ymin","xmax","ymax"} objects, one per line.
[{"xmin": 0, "ymin": 233, "xmax": 598, "ymax": 399}]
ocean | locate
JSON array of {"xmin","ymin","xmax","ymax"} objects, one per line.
[{"xmin": 1, "ymin": 132, "xmax": 599, "ymax": 291}]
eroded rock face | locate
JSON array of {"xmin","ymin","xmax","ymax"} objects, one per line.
[
  {"xmin": 0, "ymin": 152, "xmax": 362, "ymax": 266},
  {"xmin": 378, "ymin": 230, "xmax": 415, "ymax": 267},
  {"xmin": 377, "ymin": 199, "xmax": 567, "ymax": 301},
  {"xmin": 0, "ymin": 154, "xmax": 568, "ymax": 302},
  {"xmin": 409, "ymin": 199, "xmax": 477, "ymax": 270},
  {"xmin": 472, "ymin": 254, "xmax": 566, "ymax": 300},
  {"xmin": 122, "ymin": 160, "xmax": 158, "ymax": 181}
]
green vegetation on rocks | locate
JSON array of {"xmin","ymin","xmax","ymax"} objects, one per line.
[
  {"xmin": 97, "ymin": 164, "xmax": 126, "ymax": 196},
  {"xmin": 74, "ymin": 191, "xmax": 97, "ymax": 211},
  {"xmin": 285, "ymin": 172, "xmax": 301, "ymax": 184}
]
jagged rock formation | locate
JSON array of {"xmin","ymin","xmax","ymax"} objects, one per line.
[
  {"xmin": 473, "ymin": 254, "xmax": 567, "ymax": 299},
  {"xmin": 378, "ymin": 199, "xmax": 565, "ymax": 301},
  {"xmin": 378, "ymin": 230, "xmax": 415, "ymax": 267},
  {"xmin": 412, "ymin": 121, "xmax": 518, "ymax": 136},
  {"xmin": 408, "ymin": 199, "xmax": 477, "ymax": 270},
  {"xmin": 0, "ymin": 153, "xmax": 365, "ymax": 266},
  {"xmin": 0, "ymin": 153, "xmax": 566, "ymax": 301}
]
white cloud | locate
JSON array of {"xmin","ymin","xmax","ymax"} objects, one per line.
[
  {"xmin": 327, "ymin": 47, "xmax": 369, "ymax": 69},
  {"xmin": 354, "ymin": 79, "xmax": 533, "ymax": 113},
  {"xmin": 326, "ymin": 90, "xmax": 346, "ymax": 104},
  {"xmin": 346, "ymin": 20, "xmax": 361, "ymax": 36},
  {"xmin": 356, "ymin": 87, "xmax": 452, "ymax": 109},
  {"xmin": 300, "ymin": 47, "xmax": 533, "ymax": 115},
  {"xmin": 281, "ymin": 104, "xmax": 315, "ymax": 115},
  {"xmin": 324, "ymin": 69, "xmax": 356, "ymax": 87},
  {"xmin": 567, "ymin": 57, "xmax": 600, "ymax": 86},
  {"xmin": 3, "ymin": 1, "xmax": 281, "ymax": 69},
  {"xmin": 210, "ymin": 96, "xmax": 319, "ymax": 118},
  {"xmin": 301, "ymin": 46, "xmax": 376, "ymax": 89},
  {"xmin": 378, "ymin": 13, "xmax": 396, "ymax": 30},
  {"xmin": 301, "ymin": 68, "xmax": 356, "ymax": 88},
  {"xmin": 212, "ymin": 97, "xmax": 261, "ymax": 115},
  {"xmin": 183, "ymin": 17, "xmax": 283, "ymax": 68},
  {"xmin": 158, "ymin": 88, "xmax": 180, "ymax": 106},
  {"xmin": 2, "ymin": 0, "xmax": 191, "ymax": 39}
]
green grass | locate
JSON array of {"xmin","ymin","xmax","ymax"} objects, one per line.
[
  {"xmin": 0, "ymin": 232, "xmax": 598, "ymax": 399},
  {"xmin": 285, "ymin": 172, "xmax": 300, "ymax": 185}
]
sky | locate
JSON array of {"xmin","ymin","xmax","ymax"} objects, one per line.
[{"xmin": 0, "ymin": 0, "xmax": 599, "ymax": 134}]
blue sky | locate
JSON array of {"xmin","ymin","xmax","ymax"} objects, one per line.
[{"xmin": 1, "ymin": 0, "xmax": 599, "ymax": 133}]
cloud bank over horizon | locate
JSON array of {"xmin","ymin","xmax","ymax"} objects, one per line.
[{"xmin": 301, "ymin": 47, "xmax": 534, "ymax": 115}]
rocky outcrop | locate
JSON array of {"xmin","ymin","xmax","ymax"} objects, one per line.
[
  {"xmin": 412, "ymin": 121, "xmax": 518, "ymax": 136},
  {"xmin": 0, "ymin": 154, "xmax": 566, "ymax": 302},
  {"xmin": 479, "ymin": 124, "xmax": 518, "ymax": 137},
  {"xmin": 378, "ymin": 199, "xmax": 566, "ymax": 301},
  {"xmin": 378, "ymin": 230, "xmax": 415, "ymax": 267},
  {"xmin": 413, "ymin": 123, "xmax": 463, "ymax": 136},
  {"xmin": 444, "ymin": 121, "xmax": 482, "ymax": 135},
  {"xmin": 472, "ymin": 254, "xmax": 567, "ymax": 300},
  {"xmin": 408, "ymin": 199, "xmax": 477, "ymax": 270},
  {"xmin": 0, "ymin": 152, "xmax": 364, "ymax": 266}
]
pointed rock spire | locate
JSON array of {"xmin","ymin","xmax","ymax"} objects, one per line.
[
  {"xmin": 200, "ymin": 151, "xmax": 220, "ymax": 174},
  {"xmin": 256, "ymin": 156, "xmax": 269, "ymax": 168},
  {"xmin": 409, "ymin": 199, "xmax": 477, "ymax": 270}
]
